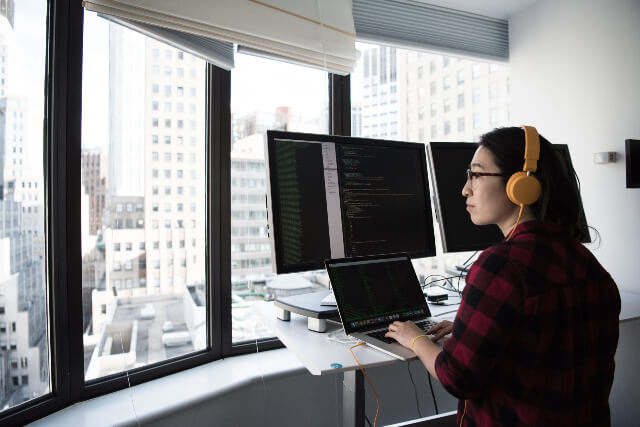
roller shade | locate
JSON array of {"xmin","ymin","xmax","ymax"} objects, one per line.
[
  {"xmin": 83, "ymin": 0, "xmax": 357, "ymax": 74},
  {"xmin": 353, "ymin": 0, "xmax": 509, "ymax": 61},
  {"xmin": 100, "ymin": 14, "xmax": 234, "ymax": 70}
]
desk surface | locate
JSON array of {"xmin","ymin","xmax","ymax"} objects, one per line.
[{"xmin": 253, "ymin": 298, "xmax": 457, "ymax": 376}]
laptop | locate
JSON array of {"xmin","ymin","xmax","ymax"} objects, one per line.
[{"xmin": 325, "ymin": 253, "xmax": 441, "ymax": 361}]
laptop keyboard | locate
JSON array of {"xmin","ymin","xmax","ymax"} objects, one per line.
[{"xmin": 366, "ymin": 319, "xmax": 438, "ymax": 344}]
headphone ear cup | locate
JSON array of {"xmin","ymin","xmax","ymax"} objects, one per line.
[{"xmin": 506, "ymin": 171, "xmax": 542, "ymax": 205}]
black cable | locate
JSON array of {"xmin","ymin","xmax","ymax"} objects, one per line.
[
  {"xmin": 407, "ymin": 362, "xmax": 423, "ymax": 418},
  {"xmin": 365, "ymin": 415, "xmax": 373, "ymax": 427},
  {"xmin": 427, "ymin": 372, "xmax": 439, "ymax": 415},
  {"xmin": 461, "ymin": 250, "xmax": 479, "ymax": 267},
  {"xmin": 424, "ymin": 275, "xmax": 461, "ymax": 297},
  {"xmin": 435, "ymin": 309, "xmax": 459, "ymax": 317}
]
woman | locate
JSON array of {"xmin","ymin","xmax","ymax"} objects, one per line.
[{"xmin": 385, "ymin": 127, "xmax": 620, "ymax": 426}]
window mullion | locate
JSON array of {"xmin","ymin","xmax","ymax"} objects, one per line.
[{"xmin": 210, "ymin": 65, "xmax": 230, "ymax": 356}]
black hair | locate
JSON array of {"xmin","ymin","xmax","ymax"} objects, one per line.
[{"xmin": 478, "ymin": 126, "xmax": 591, "ymax": 243}]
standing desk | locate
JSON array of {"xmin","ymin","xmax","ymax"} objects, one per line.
[{"xmin": 253, "ymin": 297, "xmax": 458, "ymax": 427}]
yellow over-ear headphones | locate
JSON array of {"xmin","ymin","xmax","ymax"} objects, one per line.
[{"xmin": 505, "ymin": 125, "xmax": 542, "ymax": 206}]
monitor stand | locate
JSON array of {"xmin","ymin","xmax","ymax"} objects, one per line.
[{"xmin": 274, "ymin": 290, "xmax": 339, "ymax": 332}]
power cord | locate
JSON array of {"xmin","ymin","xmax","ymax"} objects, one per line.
[
  {"xmin": 327, "ymin": 327, "xmax": 360, "ymax": 345},
  {"xmin": 427, "ymin": 372, "xmax": 439, "ymax": 415},
  {"xmin": 350, "ymin": 342, "xmax": 380, "ymax": 427},
  {"xmin": 406, "ymin": 362, "xmax": 423, "ymax": 418}
]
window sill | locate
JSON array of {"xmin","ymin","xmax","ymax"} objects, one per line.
[{"xmin": 31, "ymin": 348, "xmax": 304, "ymax": 426}]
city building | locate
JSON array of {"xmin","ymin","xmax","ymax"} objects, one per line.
[
  {"xmin": 0, "ymin": 1, "xmax": 48, "ymax": 409},
  {"xmin": 81, "ymin": 149, "xmax": 107, "ymax": 236}
]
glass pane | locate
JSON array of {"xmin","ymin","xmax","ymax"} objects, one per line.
[
  {"xmin": 0, "ymin": 0, "xmax": 50, "ymax": 411},
  {"xmin": 352, "ymin": 42, "xmax": 510, "ymax": 144},
  {"xmin": 81, "ymin": 12, "xmax": 207, "ymax": 381},
  {"xmin": 351, "ymin": 42, "xmax": 511, "ymax": 272},
  {"xmin": 230, "ymin": 53, "xmax": 329, "ymax": 343}
]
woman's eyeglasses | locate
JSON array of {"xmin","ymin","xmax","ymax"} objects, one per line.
[{"xmin": 465, "ymin": 169, "xmax": 505, "ymax": 183}]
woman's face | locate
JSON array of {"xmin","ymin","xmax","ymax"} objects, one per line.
[{"xmin": 462, "ymin": 146, "xmax": 517, "ymax": 233}]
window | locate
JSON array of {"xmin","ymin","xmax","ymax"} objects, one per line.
[
  {"xmin": 443, "ymin": 98, "xmax": 451, "ymax": 113},
  {"xmin": 472, "ymin": 88, "xmax": 481, "ymax": 105},
  {"xmin": 230, "ymin": 52, "xmax": 328, "ymax": 343},
  {"xmin": 0, "ymin": 0, "xmax": 51, "ymax": 415},
  {"xmin": 473, "ymin": 112, "xmax": 482, "ymax": 129},
  {"xmin": 472, "ymin": 63, "xmax": 481, "ymax": 79},
  {"xmin": 81, "ymin": 15, "xmax": 207, "ymax": 382},
  {"xmin": 9, "ymin": 7, "xmax": 515, "ymax": 423},
  {"xmin": 489, "ymin": 82, "xmax": 498, "ymax": 99}
]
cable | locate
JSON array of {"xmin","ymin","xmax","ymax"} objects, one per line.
[
  {"xmin": 427, "ymin": 371, "xmax": 439, "ymax": 415},
  {"xmin": 406, "ymin": 363, "xmax": 423, "ymax": 418},
  {"xmin": 119, "ymin": 331, "xmax": 141, "ymax": 427},
  {"xmin": 327, "ymin": 327, "xmax": 360, "ymax": 345},
  {"xmin": 506, "ymin": 205, "xmax": 524, "ymax": 241},
  {"xmin": 435, "ymin": 309, "xmax": 460, "ymax": 317},
  {"xmin": 365, "ymin": 416, "xmax": 373, "ymax": 427},
  {"xmin": 460, "ymin": 250, "xmax": 479, "ymax": 267},
  {"xmin": 350, "ymin": 342, "xmax": 380, "ymax": 427}
]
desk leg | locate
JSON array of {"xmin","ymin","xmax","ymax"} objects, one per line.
[
  {"xmin": 342, "ymin": 370, "xmax": 365, "ymax": 427},
  {"xmin": 276, "ymin": 307, "xmax": 291, "ymax": 321}
]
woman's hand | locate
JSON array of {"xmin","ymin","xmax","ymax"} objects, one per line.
[
  {"xmin": 385, "ymin": 320, "xmax": 425, "ymax": 349},
  {"xmin": 427, "ymin": 320, "xmax": 453, "ymax": 342}
]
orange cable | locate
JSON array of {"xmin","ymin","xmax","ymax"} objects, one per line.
[
  {"xmin": 349, "ymin": 342, "xmax": 380, "ymax": 427},
  {"xmin": 460, "ymin": 399, "xmax": 467, "ymax": 426},
  {"xmin": 505, "ymin": 204, "xmax": 524, "ymax": 241}
]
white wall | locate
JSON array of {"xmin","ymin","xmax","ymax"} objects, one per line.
[{"xmin": 509, "ymin": 0, "xmax": 640, "ymax": 292}]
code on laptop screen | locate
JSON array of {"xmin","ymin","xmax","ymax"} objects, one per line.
[{"xmin": 329, "ymin": 257, "xmax": 429, "ymax": 331}]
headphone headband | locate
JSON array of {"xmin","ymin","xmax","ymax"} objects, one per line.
[{"xmin": 521, "ymin": 125, "xmax": 540, "ymax": 173}]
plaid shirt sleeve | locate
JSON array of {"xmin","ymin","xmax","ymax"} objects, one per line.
[{"xmin": 435, "ymin": 246, "xmax": 523, "ymax": 399}]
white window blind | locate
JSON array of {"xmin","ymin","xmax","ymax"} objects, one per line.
[
  {"xmin": 100, "ymin": 14, "xmax": 234, "ymax": 70},
  {"xmin": 353, "ymin": 0, "xmax": 509, "ymax": 61},
  {"xmin": 83, "ymin": 0, "xmax": 358, "ymax": 74}
]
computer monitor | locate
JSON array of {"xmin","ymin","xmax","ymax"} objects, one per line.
[
  {"xmin": 265, "ymin": 130, "xmax": 436, "ymax": 274},
  {"xmin": 427, "ymin": 142, "xmax": 591, "ymax": 253},
  {"xmin": 626, "ymin": 139, "xmax": 640, "ymax": 188},
  {"xmin": 427, "ymin": 142, "xmax": 503, "ymax": 253}
]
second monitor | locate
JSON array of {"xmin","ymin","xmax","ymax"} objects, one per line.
[
  {"xmin": 427, "ymin": 142, "xmax": 591, "ymax": 254},
  {"xmin": 265, "ymin": 131, "xmax": 437, "ymax": 274}
]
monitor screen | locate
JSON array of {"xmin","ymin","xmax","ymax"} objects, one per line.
[
  {"xmin": 427, "ymin": 142, "xmax": 591, "ymax": 253},
  {"xmin": 266, "ymin": 131, "xmax": 436, "ymax": 273},
  {"xmin": 427, "ymin": 142, "xmax": 503, "ymax": 253},
  {"xmin": 626, "ymin": 139, "xmax": 640, "ymax": 188}
]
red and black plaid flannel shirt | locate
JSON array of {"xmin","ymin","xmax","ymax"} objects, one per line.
[{"xmin": 435, "ymin": 221, "xmax": 620, "ymax": 426}]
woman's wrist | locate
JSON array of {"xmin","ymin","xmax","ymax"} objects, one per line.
[{"xmin": 410, "ymin": 334, "xmax": 428, "ymax": 351}]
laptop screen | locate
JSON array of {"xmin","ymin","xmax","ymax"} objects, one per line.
[{"xmin": 326, "ymin": 255, "xmax": 431, "ymax": 334}]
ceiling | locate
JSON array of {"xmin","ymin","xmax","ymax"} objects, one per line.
[{"xmin": 413, "ymin": 0, "xmax": 541, "ymax": 20}]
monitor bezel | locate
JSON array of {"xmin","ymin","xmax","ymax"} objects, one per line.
[{"xmin": 265, "ymin": 130, "xmax": 437, "ymax": 274}]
